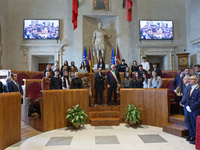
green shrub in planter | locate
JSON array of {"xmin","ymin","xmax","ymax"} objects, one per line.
[
  {"xmin": 124, "ymin": 104, "xmax": 142, "ymax": 125},
  {"xmin": 66, "ymin": 104, "xmax": 88, "ymax": 128}
]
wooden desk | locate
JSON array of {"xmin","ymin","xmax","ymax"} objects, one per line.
[
  {"xmin": 0, "ymin": 92, "xmax": 21, "ymax": 150},
  {"xmin": 120, "ymin": 89, "xmax": 168, "ymax": 127}
]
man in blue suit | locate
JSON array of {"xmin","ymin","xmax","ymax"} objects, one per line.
[
  {"xmin": 185, "ymin": 75, "xmax": 200, "ymax": 144},
  {"xmin": 107, "ymin": 64, "xmax": 121, "ymax": 106},
  {"xmin": 180, "ymin": 76, "xmax": 192, "ymax": 141},
  {"xmin": 6, "ymin": 73, "xmax": 23, "ymax": 103}
]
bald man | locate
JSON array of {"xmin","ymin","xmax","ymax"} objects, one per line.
[{"xmin": 107, "ymin": 64, "xmax": 121, "ymax": 106}]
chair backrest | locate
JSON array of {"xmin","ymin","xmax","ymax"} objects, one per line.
[
  {"xmin": 17, "ymin": 73, "xmax": 30, "ymax": 85},
  {"xmin": 32, "ymin": 74, "xmax": 43, "ymax": 79},
  {"xmin": 27, "ymin": 82, "xmax": 42, "ymax": 100},
  {"xmin": 162, "ymin": 73, "xmax": 173, "ymax": 78},
  {"xmin": 166, "ymin": 80, "xmax": 174, "ymax": 92}
]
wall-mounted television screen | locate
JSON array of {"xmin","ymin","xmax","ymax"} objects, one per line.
[
  {"xmin": 24, "ymin": 19, "xmax": 59, "ymax": 40},
  {"xmin": 140, "ymin": 20, "xmax": 173, "ymax": 40}
]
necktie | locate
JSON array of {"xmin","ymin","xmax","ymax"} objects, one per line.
[{"xmin": 15, "ymin": 82, "xmax": 20, "ymax": 91}]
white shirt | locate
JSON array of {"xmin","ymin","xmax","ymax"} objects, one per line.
[
  {"xmin": 190, "ymin": 84, "xmax": 198, "ymax": 95},
  {"xmin": 141, "ymin": 62, "xmax": 150, "ymax": 71}
]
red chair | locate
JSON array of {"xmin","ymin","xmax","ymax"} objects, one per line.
[
  {"xmin": 17, "ymin": 73, "xmax": 30, "ymax": 85},
  {"xmin": 196, "ymin": 116, "xmax": 200, "ymax": 149},
  {"xmin": 27, "ymin": 82, "xmax": 42, "ymax": 100},
  {"xmin": 32, "ymin": 74, "xmax": 43, "ymax": 79},
  {"xmin": 162, "ymin": 73, "xmax": 173, "ymax": 78}
]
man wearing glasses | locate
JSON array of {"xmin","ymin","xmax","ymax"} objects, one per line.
[{"xmin": 184, "ymin": 75, "xmax": 200, "ymax": 145}]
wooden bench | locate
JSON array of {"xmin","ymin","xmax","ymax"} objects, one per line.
[
  {"xmin": 21, "ymin": 89, "xmax": 89, "ymax": 132},
  {"xmin": 0, "ymin": 92, "xmax": 21, "ymax": 150}
]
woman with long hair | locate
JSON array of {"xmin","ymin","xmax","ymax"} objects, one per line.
[
  {"xmin": 148, "ymin": 71, "xmax": 162, "ymax": 88},
  {"xmin": 131, "ymin": 72, "xmax": 143, "ymax": 88},
  {"xmin": 62, "ymin": 71, "xmax": 70, "ymax": 89},
  {"xmin": 143, "ymin": 73, "xmax": 149, "ymax": 88},
  {"xmin": 97, "ymin": 58, "xmax": 105, "ymax": 70},
  {"xmin": 131, "ymin": 60, "xmax": 139, "ymax": 72},
  {"xmin": 61, "ymin": 60, "xmax": 69, "ymax": 72},
  {"xmin": 79, "ymin": 62, "xmax": 88, "ymax": 73}
]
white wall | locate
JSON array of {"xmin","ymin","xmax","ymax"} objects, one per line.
[
  {"xmin": 0, "ymin": 0, "xmax": 187, "ymax": 71},
  {"xmin": 186, "ymin": 0, "xmax": 200, "ymax": 68}
]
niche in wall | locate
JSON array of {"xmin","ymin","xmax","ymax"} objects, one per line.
[{"xmin": 82, "ymin": 15, "xmax": 119, "ymax": 65}]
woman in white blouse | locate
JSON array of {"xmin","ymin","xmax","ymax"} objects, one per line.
[
  {"xmin": 143, "ymin": 73, "xmax": 149, "ymax": 88},
  {"xmin": 62, "ymin": 71, "xmax": 70, "ymax": 89},
  {"xmin": 78, "ymin": 62, "xmax": 88, "ymax": 73},
  {"xmin": 148, "ymin": 71, "xmax": 162, "ymax": 88}
]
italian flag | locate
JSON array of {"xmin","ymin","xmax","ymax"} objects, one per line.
[{"xmin": 88, "ymin": 47, "xmax": 92, "ymax": 73}]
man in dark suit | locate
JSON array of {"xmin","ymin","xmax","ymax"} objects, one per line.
[
  {"xmin": 184, "ymin": 75, "xmax": 200, "ymax": 144},
  {"xmin": 0, "ymin": 81, "xmax": 4, "ymax": 93},
  {"xmin": 137, "ymin": 65, "xmax": 147, "ymax": 79},
  {"xmin": 173, "ymin": 69, "xmax": 184, "ymax": 92},
  {"xmin": 71, "ymin": 72, "xmax": 82, "ymax": 89},
  {"xmin": 50, "ymin": 69, "xmax": 62, "ymax": 89},
  {"xmin": 194, "ymin": 64, "xmax": 200, "ymax": 84},
  {"xmin": 150, "ymin": 63, "xmax": 162, "ymax": 77},
  {"xmin": 94, "ymin": 67, "xmax": 105, "ymax": 106},
  {"xmin": 83, "ymin": 59, "xmax": 90, "ymax": 72},
  {"xmin": 180, "ymin": 76, "xmax": 192, "ymax": 140},
  {"xmin": 118, "ymin": 59, "xmax": 128, "ymax": 72},
  {"xmin": 107, "ymin": 64, "xmax": 121, "ymax": 106},
  {"xmin": 6, "ymin": 72, "xmax": 23, "ymax": 103},
  {"xmin": 180, "ymin": 67, "xmax": 191, "ymax": 96}
]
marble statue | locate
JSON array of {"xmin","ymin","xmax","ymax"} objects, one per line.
[{"xmin": 92, "ymin": 22, "xmax": 111, "ymax": 63}]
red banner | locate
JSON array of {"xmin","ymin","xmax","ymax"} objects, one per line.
[
  {"xmin": 72, "ymin": 0, "xmax": 78, "ymax": 30},
  {"xmin": 126, "ymin": 0, "xmax": 132, "ymax": 22}
]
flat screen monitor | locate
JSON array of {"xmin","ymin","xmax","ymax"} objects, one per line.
[
  {"xmin": 23, "ymin": 19, "xmax": 60, "ymax": 40},
  {"xmin": 140, "ymin": 20, "xmax": 173, "ymax": 40}
]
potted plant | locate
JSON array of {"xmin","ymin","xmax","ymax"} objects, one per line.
[
  {"xmin": 124, "ymin": 104, "xmax": 142, "ymax": 126},
  {"xmin": 66, "ymin": 104, "xmax": 88, "ymax": 129}
]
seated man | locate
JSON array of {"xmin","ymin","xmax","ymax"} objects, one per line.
[
  {"xmin": 82, "ymin": 73, "xmax": 92, "ymax": 107},
  {"xmin": 71, "ymin": 72, "xmax": 82, "ymax": 89},
  {"xmin": 6, "ymin": 72, "xmax": 23, "ymax": 103},
  {"xmin": 50, "ymin": 69, "xmax": 62, "ymax": 89},
  {"xmin": 118, "ymin": 59, "xmax": 128, "ymax": 72},
  {"xmin": 137, "ymin": 65, "xmax": 147, "ymax": 79}
]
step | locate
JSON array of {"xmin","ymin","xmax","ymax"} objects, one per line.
[
  {"xmin": 169, "ymin": 115, "xmax": 186, "ymax": 127},
  {"xmin": 163, "ymin": 123, "xmax": 188, "ymax": 137},
  {"xmin": 89, "ymin": 105, "xmax": 120, "ymax": 111},
  {"xmin": 90, "ymin": 118, "xmax": 120, "ymax": 126},
  {"xmin": 89, "ymin": 111, "xmax": 120, "ymax": 118},
  {"xmin": 91, "ymin": 97, "xmax": 120, "ymax": 106}
]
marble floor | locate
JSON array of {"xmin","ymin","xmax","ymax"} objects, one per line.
[{"xmin": 6, "ymin": 124, "xmax": 195, "ymax": 150}]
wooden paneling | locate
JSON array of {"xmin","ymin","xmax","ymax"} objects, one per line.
[
  {"xmin": 0, "ymin": 92, "xmax": 21, "ymax": 150},
  {"xmin": 22, "ymin": 89, "xmax": 89, "ymax": 132},
  {"xmin": 120, "ymin": 89, "xmax": 168, "ymax": 127},
  {"xmin": 155, "ymin": 89, "xmax": 168, "ymax": 127},
  {"xmin": 120, "ymin": 89, "xmax": 144, "ymax": 119},
  {"xmin": 143, "ymin": 89, "xmax": 156, "ymax": 126}
]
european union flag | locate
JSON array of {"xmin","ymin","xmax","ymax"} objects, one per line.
[
  {"xmin": 111, "ymin": 47, "xmax": 115, "ymax": 65},
  {"xmin": 82, "ymin": 46, "xmax": 88, "ymax": 62}
]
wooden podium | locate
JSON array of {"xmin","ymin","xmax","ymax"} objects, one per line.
[{"xmin": 176, "ymin": 53, "xmax": 190, "ymax": 70}]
